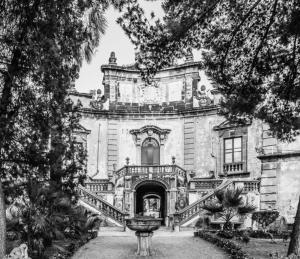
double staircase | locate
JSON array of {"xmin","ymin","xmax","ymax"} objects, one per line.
[{"xmin": 78, "ymin": 166, "xmax": 260, "ymax": 231}]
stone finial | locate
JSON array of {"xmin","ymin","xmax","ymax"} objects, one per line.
[
  {"xmin": 185, "ymin": 49, "xmax": 194, "ymax": 63},
  {"xmin": 172, "ymin": 156, "xmax": 176, "ymax": 165},
  {"xmin": 109, "ymin": 51, "xmax": 117, "ymax": 65}
]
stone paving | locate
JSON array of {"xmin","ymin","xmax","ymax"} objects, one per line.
[{"xmin": 72, "ymin": 230, "xmax": 228, "ymax": 259}]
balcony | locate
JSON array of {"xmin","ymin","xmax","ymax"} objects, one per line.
[
  {"xmin": 223, "ymin": 162, "xmax": 245, "ymax": 175},
  {"xmin": 115, "ymin": 164, "xmax": 186, "ymax": 179}
]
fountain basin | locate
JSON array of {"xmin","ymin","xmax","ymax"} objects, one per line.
[
  {"xmin": 126, "ymin": 217, "xmax": 162, "ymax": 232},
  {"xmin": 126, "ymin": 216, "xmax": 162, "ymax": 256}
]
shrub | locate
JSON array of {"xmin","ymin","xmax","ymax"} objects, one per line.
[
  {"xmin": 248, "ymin": 230, "xmax": 274, "ymax": 239},
  {"xmin": 202, "ymin": 188, "xmax": 256, "ymax": 230},
  {"xmin": 198, "ymin": 230, "xmax": 249, "ymax": 259},
  {"xmin": 252, "ymin": 211, "xmax": 279, "ymax": 230},
  {"xmin": 217, "ymin": 230, "xmax": 234, "ymax": 239}
]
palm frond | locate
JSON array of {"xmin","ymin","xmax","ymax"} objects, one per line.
[
  {"xmin": 238, "ymin": 204, "xmax": 256, "ymax": 215},
  {"xmin": 224, "ymin": 187, "xmax": 243, "ymax": 207},
  {"xmin": 202, "ymin": 202, "xmax": 224, "ymax": 214},
  {"xmin": 83, "ymin": 5, "xmax": 107, "ymax": 63},
  {"xmin": 215, "ymin": 189, "xmax": 225, "ymax": 203}
]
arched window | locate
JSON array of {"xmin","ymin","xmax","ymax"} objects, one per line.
[{"xmin": 141, "ymin": 138, "xmax": 160, "ymax": 165}]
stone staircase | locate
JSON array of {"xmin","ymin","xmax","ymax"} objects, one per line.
[
  {"xmin": 78, "ymin": 178, "xmax": 259, "ymax": 231},
  {"xmin": 175, "ymin": 180, "xmax": 234, "ymax": 228},
  {"xmin": 78, "ymin": 185, "xmax": 128, "ymax": 228}
]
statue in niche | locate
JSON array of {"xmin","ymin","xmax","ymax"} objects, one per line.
[
  {"xmin": 194, "ymin": 84, "xmax": 213, "ymax": 106},
  {"xmin": 90, "ymin": 88, "xmax": 107, "ymax": 110}
]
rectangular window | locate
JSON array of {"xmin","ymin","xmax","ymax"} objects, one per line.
[{"xmin": 224, "ymin": 137, "xmax": 242, "ymax": 164}]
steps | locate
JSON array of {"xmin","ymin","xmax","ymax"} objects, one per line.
[
  {"xmin": 78, "ymin": 185, "xmax": 128, "ymax": 227},
  {"xmin": 176, "ymin": 180, "xmax": 234, "ymax": 227}
]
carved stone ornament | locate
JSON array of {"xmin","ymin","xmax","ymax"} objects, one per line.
[
  {"xmin": 5, "ymin": 244, "xmax": 31, "ymax": 259},
  {"xmin": 194, "ymin": 84, "xmax": 212, "ymax": 106},
  {"xmin": 90, "ymin": 88, "xmax": 107, "ymax": 110},
  {"xmin": 129, "ymin": 125, "xmax": 171, "ymax": 146}
]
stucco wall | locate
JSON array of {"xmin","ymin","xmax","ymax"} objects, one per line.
[
  {"xmin": 277, "ymin": 157, "xmax": 300, "ymax": 223},
  {"xmin": 194, "ymin": 114, "xmax": 223, "ymax": 177},
  {"xmin": 117, "ymin": 117, "xmax": 184, "ymax": 168},
  {"xmin": 79, "ymin": 115, "xmax": 108, "ymax": 179}
]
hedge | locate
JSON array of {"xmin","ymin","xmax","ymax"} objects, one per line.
[{"xmin": 197, "ymin": 231, "xmax": 250, "ymax": 259}]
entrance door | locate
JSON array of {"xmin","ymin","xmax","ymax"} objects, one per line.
[
  {"xmin": 141, "ymin": 138, "xmax": 160, "ymax": 165},
  {"xmin": 135, "ymin": 182, "xmax": 166, "ymax": 225}
]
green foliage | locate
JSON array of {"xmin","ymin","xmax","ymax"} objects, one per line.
[
  {"xmin": 202, "ymin": 188, "xmax": 256, "ymax": 230},
  {"xmin": 0, "ymin": 0, "xmax": 124, "ymax": 257},
  {"xmin": 252, "ymin": 210, "xmax": 280, "ymax": 230},
  {"xmin": 118, "ymin": 0, "xmax": 300, "ymax": 141},
  {"xmin": 6, "ymin": 182, "xmax": 101, "ymax": 258},
  {"xmin": 217, "ymin": 230, "xmax": 234, "ymax": 239}
]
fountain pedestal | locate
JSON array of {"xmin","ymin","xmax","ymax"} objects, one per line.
[
  {"xmin": 126, "ymin": 217, "xmax": 162, "ymax": 256},
  {"xmin": 136, "ymin": 231, "xmax": 153, "ymax": 256}
]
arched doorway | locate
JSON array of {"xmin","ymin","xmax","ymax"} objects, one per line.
[
  {"xmin": 135, "ymin": 181, "xmax": 167, "ymax": 225},
  {"xmin": 141, "ymin": 138, "xmax": 160, "ymax": 165}
]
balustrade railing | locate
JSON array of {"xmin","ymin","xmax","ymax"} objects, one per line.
[
  {"xmin": 233, "ymin": 179, "xmax": 260, "ymax": 193},
  {"xmin": 85, "ymin": 179, "xmax": 114, "ymax": 193},
  {"xmin": 115, "ymin": 165, "xmax": 186, "ymax": 178},
  {"xmin": 223, "ymin": 162, "xmax": 244, "ymax": 173},
  {"xmin": 78, "ymin": 185, "xmax": 127, "ymax": 225},
  {"xmin": 189, "ymin": 179, "xmax": 223, "ymax": 190}
]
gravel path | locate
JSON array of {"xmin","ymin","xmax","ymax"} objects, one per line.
[{"xmin": 72, "ymin": 231, "xmax": 228, "ymax": 259}]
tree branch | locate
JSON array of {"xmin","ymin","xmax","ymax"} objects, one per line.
[{"xmin": 248, "ymin": 0, "xmax": 279, "ymax": 77}]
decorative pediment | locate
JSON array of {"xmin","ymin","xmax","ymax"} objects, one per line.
[
  {"xmin": 129, "ymin": 125, "xmax": 171, "ymax": 146},
  {"xmin": 213, "ymin": 120, "xmax": 250, "ymax": 131}
]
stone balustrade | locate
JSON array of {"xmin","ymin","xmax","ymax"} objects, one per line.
[
  {"xmin": 78, "ymin": 185, "xmax": 127, "ymax": 225},
  {"xmin": 85, "ymin": 179, "xmax": 114, "ymax": 193},
  {"xmin": 115, "ymin": 165, "xmax": 186, "ymax": 179},
  {"xmin": 233, "ymin": 179, "xmax": 260, "ymax": 193},
  {"xmin": 223, "ymin": 162, "xmax": 244, "ymax": 173}
]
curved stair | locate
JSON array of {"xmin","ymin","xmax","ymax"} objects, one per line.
[
  {"xmin": 78, "ymin": 185, "xmax": 128, "ymax": 228},
  {"xmin": 176, "ymin": 180, "xmax": 234, "ymax": 227}
]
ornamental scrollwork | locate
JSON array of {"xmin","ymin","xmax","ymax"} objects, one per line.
[{"xmin": 90, "ymin": 88, "xmax": 107, "ymax": 110}]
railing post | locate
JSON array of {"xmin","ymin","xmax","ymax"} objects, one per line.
[{"xmin": 173, "ymin": 212, "xmax": 180, "ymax": 232}]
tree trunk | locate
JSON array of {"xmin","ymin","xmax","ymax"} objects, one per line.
[
  {"xmin": 0, "ymin": 181, "xmax": 6, "ymax": 258},
  {"xmin": 288, "ymin": 195, "xmax": 300, "ymax": 256}
]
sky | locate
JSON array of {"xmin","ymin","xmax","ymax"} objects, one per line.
[{"xmin": 75, "ymin": 1, "xmax": 166, "ymax": 93}]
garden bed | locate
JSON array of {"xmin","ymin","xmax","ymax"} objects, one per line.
[
  {"xmin": 235, "ymin": 238, "xmax": 289, "ymax": 259},
  {"xmin": 196, "ymin": 230, "xmax": 290, "ymax": 259}
]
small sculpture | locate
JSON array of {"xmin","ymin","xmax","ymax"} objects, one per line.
[
  {"xmin": 5, "ymin": 244, "xmax": 31, "ymax": 259},
  {"xmin": 90, "ymin": 88, "xmax": 107, "ymax": 110}
]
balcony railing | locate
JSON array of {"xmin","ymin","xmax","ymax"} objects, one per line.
[
  {"xmin": 223, "ymin": 162, "xmax": 244, "ymax": 173},
  {"xmin": 84, "ymin": 179, "xmax": 114, "ymax": 193},
  {"xmin": 115, "ymin": 165, "xmax": 186, "ymax": 178},
  {"xmin": 233, "ymin": 179, "xmax": 260, "ymax": 193}
]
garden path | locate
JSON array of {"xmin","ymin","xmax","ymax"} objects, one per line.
[{"xmin": 72, "ymin": 230, "xmax": 228, "ymax": 259}]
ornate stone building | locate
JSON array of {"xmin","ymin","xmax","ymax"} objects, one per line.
[{"xmin": 72, "ymin": 52, "xmax": 300, "ymax": 228}]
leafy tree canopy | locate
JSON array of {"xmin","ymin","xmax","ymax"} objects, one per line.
[
  {"xmin": 0, "ymin": 0, "xmax": 128, "ymax": 256},
  {"xmin": 118, "ymin": 0, "xmax": 300, "ymax": 141}
]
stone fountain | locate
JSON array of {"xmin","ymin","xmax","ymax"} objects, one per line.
[{"xmin": 126, "ymin": 216, "xmax": 162, "ymax": 256}]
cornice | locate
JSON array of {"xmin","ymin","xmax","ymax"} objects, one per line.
[
  {"xmin": 257, "ymin": 151, "xmax": 300, "ymax": 160},
  {"xmin": 101, "ymin": 61, "xmax": 202, "ymax": 73},
  {"xmin": 78, "ymin": 105, "xmax": 220, "ymax": 118}
]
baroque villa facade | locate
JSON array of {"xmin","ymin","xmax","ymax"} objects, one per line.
[{"xmin": 72, "ymin": 52, "xmax": 300, "ymax": 228}]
